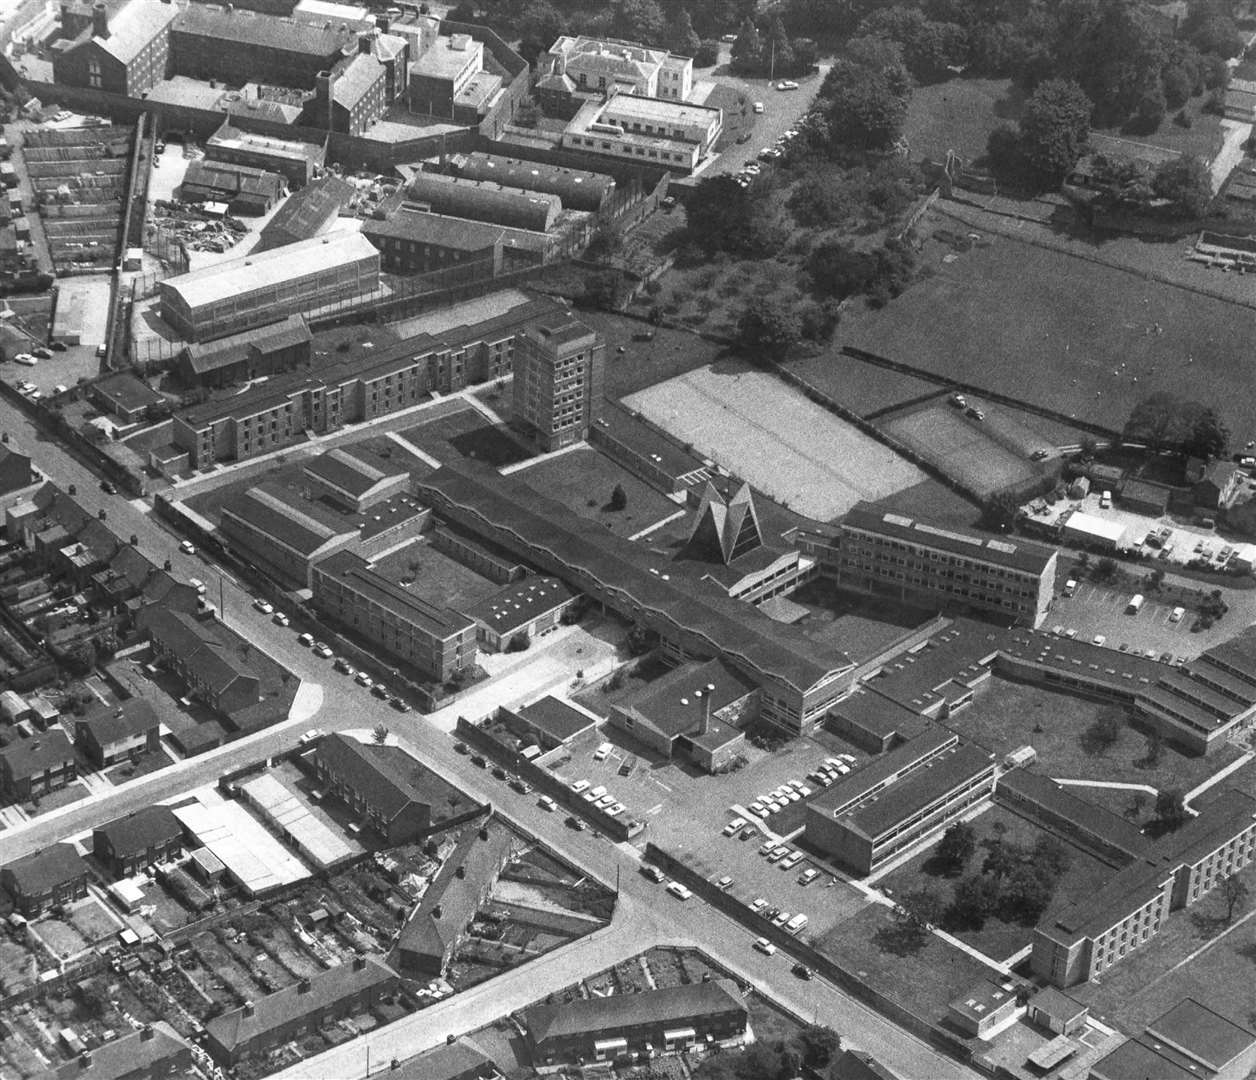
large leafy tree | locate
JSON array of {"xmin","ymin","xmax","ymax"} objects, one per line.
[
  {"xmin": 819, "ymin": 58, "xmax": 911, "ymax": 149},
  {"xmin": 1152, "ymin": 155, "xmax": 1213, "ymax": 218},
  {"xmin": 1019, "ymin": 78, "xmax": 1092, "ymax": 181},
  {"xmin": 736, "ymin": 298, "xmax": 802, "ymax": 360},
  {"xmin": 612, "ymin": 0, "xmax": 668, "ymax": 45},
  {"xmin": 674, "ymin": 8, "xmax": 702, "ymax": 56},
  {"xmin": 935, "ymin": 822, "xmax": 977, "ymax": 874}
]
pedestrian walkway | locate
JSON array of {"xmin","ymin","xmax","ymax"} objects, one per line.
[
  {"xmin": 1053, "ymin": 778, "xmax": 1158, "ymax": 795},
  {"xmin": 1184, "ymin": 750, "xmax": 1253, "ymax": 808}
]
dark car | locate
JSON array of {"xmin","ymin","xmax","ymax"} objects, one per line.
[
  {"xmin": 100, "ymin": 480, "xmax": 117, "ymax": 494},
  {"xmin": 566, "ymin": 815, "xmax": 588, "ymax": 831},
  {"xmin": 454, "ymin": 741, "xmax": 469, "ymax": 755},
  {"xmin": 390, "ymin": 697, "xmax": 410, "ymax": 713},
  {"xmin": 470, "ymin": 754, "xmax": 487, "ymax": 768},
  {"xmin": 510, "ymin": 778, "xmax": 531, "ymax": 795},
  {"xmin": 491, "ymin": 765, "xmax": 508, "ymax": 780},
  {"xmin": 793, "ymin": 963, "xmax": 813, "ymax": 980},
  {"xmin": 49, "ymin": 341, "xmax": 67, "ymax": 352},
  {"xmin": 739, "ymin": 826, "xmax": 756, "ymax": 840}
]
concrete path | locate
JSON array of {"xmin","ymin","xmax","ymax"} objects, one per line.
[
  {"xmin": 385, "ymin": 429, "xmax": 441, "ymax": 469},
  {"xmin": 1183, "ymin": 750, "xmax": 1254, "ymax": 808},
  {"xmin": 1052, "ymin": 778, "xmax": 1158, "ymax": 795}
]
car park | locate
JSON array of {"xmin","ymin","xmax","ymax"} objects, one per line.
[{"xmin": 753, "ymin": 937, "xmax": 776, "ymax": 955}]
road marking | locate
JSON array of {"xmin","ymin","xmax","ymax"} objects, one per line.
[{"xmin": 647, "ymin": 803, "xmax": 663, "ymax": 815}]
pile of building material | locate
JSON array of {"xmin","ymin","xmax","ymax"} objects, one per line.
[{"xmin": 148, "ymin": 200, "xmax": 248, "ymax": 254}]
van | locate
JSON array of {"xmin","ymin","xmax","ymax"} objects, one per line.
[
  {"xmin": 1127, "ymin": 594, "xmax": 1144, "ymax": 614},
  {"xmin": 538, "ymin": 795, "xmax": 556, "ymax": 811},
  {"xmin": 666, "ymin": 882, "xmax": 692, "ymax": 900},
  {"xmin": 1100, "ymin": 490, "xmax": 1112, "ymax": 509},
  {"xmin": 786, "ymin": 913, "xmax": 809, "ymax": 934},
  {"xmin": 1063, "ymin": 579, "xmax": 1077, "ymax": 597},
  {"xmin": 1170, "ymin": 606, "xmax": 1185, "ymax": 623},
  {"xmin": 593, "ymin": 741, "xmax": 612, "ymax": 762}
]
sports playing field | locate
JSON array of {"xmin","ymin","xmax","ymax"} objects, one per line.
[
  {"xmin": 623, "ymin": 364, "xmax": 924, "ymax": 521},
  {"xmin": 881, "ymin": 404, "xmax": 1038, "ymax": 498}
]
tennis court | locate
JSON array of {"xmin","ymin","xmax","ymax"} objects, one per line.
[
  {"xmin": 623, "ymin": 364, "xmax": 924, "ymax": 521},
  {"xmin": 882, "ymin": 404, "xmax": 1036, "ymax": 498}
]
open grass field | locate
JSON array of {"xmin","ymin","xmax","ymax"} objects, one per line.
[
  {"xmin": 878, "ymin": 804, "xmax": 1112, "ymax": 963},
  {"xmin": 624, "ymin": 362, "xmax": 925, "ymax": 521},
  {"xmin": 399, "ymin": 405, "xmax": 533, "ymax": 468},
  {"xmin": 839, "ymin": 232, "xmax": 1256, "ymax": 442},
  {"xmin": 947, "ymin": 678, "xmax": 1243, "ymax": 792},
  {"xmin": 785, "ymin": 351, "xmax": 942, "ymax": 418},
  {"xmin": 815, "ymin": 904, "xmax": 995, "ymax": 1024},
  {"xmin": 516, "ymin": 446, "xmax": 681, "ymax": 539},
  {"xmin": 902, "ymin": 77, "xmax": 1019, "ymax": 163},
  {"xmin": 1072, "ymin": 861, "xmax": 1256, "ymax": 1032},
  {"xmin": 881, "ymin": 403, "xmax": 1039, "ymax": 498},
  {"xmin": 862, "ymin": 477, "xmax": 983, "ymax": 529},
  {"xmin": 573, "ymin": 310, "xmax": 731, "ymax": 399}
]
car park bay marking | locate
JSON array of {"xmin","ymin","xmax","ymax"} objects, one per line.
[{"xmin": 647, "ymin": 803, "xmax": 664, "ymax": 816}]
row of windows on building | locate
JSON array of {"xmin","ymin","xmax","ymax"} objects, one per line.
[
  {"xmin": 845, "ymin": 562, "xmax": 1037, "ymax": 603},
  {"xmin": 572, "ymin": 136, "xmax": 690, "ymax": 163}
]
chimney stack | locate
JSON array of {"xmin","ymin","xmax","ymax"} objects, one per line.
[
  {"xmin": 298, "ymin": 977, "xmax": 312, "ymax": 993},
  {"xmin": 353, "ymin": 954, "xmax": 366, "ymax": 971},
  {"xmin": 140, "ymin": 1024, "xmax": 154, "ymax": 1041},
  {"xmin": 90, "ymin": 1, "xmax": 107, "ymax": 37},
  {"xmin": 358, "ymin": 31, "xmax": 372, "ymax": 55},
  {"xmin": 79, "ymin": 1051, "xmax": 92, "ymax": 1070},
  {"xmin": 242, "ymin": 1001, "xmax": 255, "ymax": 1017}
]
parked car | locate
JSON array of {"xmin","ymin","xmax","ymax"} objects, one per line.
[
  {"xmin": 333, "ymin": 657, "xmax": 353, "ymax": 674},
  {"xmin": 491, "ymin": 765, "xmax": 508, "ymax": 780},
  {"xmin": 566, "ymin": 815, "xmax": 587, "ymax": 831},
  {"xmin": 538, "ymin": 795, "xmax": 556, "ymax": 811},
  {"xmin": 666, "ymin": 882, "xmax": 693, "ymax": 901},
  {"xmin": 179, "ymin": 540, "xmax": 196, "ymax": 555},
  {"xmin": 298, "ymin": 729, "xmax": 325, "ymax": 746},
  {"xmin": 753, "ymin": 937, "xmax": 776, "ymax": 955},
  {"xmin": 715, "ymin": 875, "xmax": 733, "ymax": 890},
  {"xmin": 354, "ymin": 671, "xmax": 373, "ymax": 687},
  {"xmin": 776, "ymin": 80, "xmax": 799, "ymax": 90},
  {"xmin": 253, "ymin": 598, "xmax": 274, "ymax": 614},
  {"xmin": 471, "ymin": 754, "xmax": 487, "ymax": 768},
  {"xmin": 642, "ymin": 865, "xmax": 666, "ymax": 882},
  {"xmin": 99, "ymin": 480, "xmax": 116, "ymax": 494},
  {"xmin": 271, "ymin": 611, "xmax": 290, "ymax": 627},
  {"xmin": 792, "ymin": 963, "xmax": 813, "ymax": 980},
  {"xmin": 312, "ymin": 641, "xmax": 333, "ymax": 657},
  {"xmin": 390, "ymin": 697, "xmax": 410, "ymax": 712},
  {"xmin": 370, "ymin": 682, "xmax": 388, "ymax": 698},
  {"xmin": 753, "ymin": 101, "xmax": 764, "ymax": 113}
]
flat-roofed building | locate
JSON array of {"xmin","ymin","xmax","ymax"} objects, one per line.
[
  {"xmin": 462, "ymin": 575, "xmax": 577, "ymax": 652},
  {"xmin": 219, "ymin": 483, "xmax": 358, "ymax": 589},
  {"xmin": 1031, "ymin": 788, "xmax": 1256, "ymax": 987},
  {"xmin": 447, "ymin": 152, "xmax": 615, "ymax": 212},
  {"xmin": 1060, "ymin": 509, "xmax": 1126, "ymax": 551},
  {"xmin": 818, "ymin": 505, "xmax": 1058, "ymax": 628},
  {"xmin": 562, "ymin": 95, "xmax": 722, "ymax": 172},
  {"xmin": 1135, "ymin": 627, "xmax": 1256, "ymax": 755},
  {"xmin": 52, "ymin": 0, "xmax": 177, "ymax": 97},
  {"xmin": 947, "ymin": 975, "xmax": 1023, "ymax": 1038},
  {"xmin": 91, "ymin": 371, "xmax": 165, "ymax": 424},
  {"xmin": 522, "ymin": 979, "xmax": 748, "ymax": 1065},
  {"xmin": 205, "ymin": 123, "xmax": 326, "ymax": 188},
  {"xmin": 416, "ymin": 459, "xmax": 855, "ymax": 732},
  {"xmin": 302, "ymin": 448, "xmax": 408, "ymax": 512},
  {"xmin": 408, "ymin": 31, "xmax": 484, "ymax": 118},
  {"xmin": 158, "ymin": 232, "xmax": 380, "ymax": 342},
  {"xmin": 311, "ymin": 550, "xmax": 477, "ymax": 682},
  {"xmin": 827, "ymin": 687, "xmax": 929, "ymax": 753},
  {"xmin": 512, "ymin": 316, "xmax": 604, "ymax": 451},
  {"xmin": 608, "ymin": 657, "xmax": 752, "ymax": 772},
  {"xmin": 498, "ymin": 695, "xmax": 598, "ymax": 750},
  {"xmin": 805, "ymin": 731, "xmax": 996, "ymax": 875},
  {"xmin": 238, "ymin": 772, "xmax": 354, "ymax": 869},
  {"xmin": 1090, "ymin": 998, "xmax": 1256, "ymax": 1080},
  {"xmin": 589, "ymin": 403, "xmax": 703, "ymax": 495}
]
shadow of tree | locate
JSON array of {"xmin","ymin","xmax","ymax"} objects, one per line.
[
  {"xmin": 1190, "ymin": 911, "xmax": 1230, "ymax": 938},
  {"xmin": 873, "ymin": 922, "xmax": 927, "ymax": 958}
]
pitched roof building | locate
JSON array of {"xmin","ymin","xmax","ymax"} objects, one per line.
[
  {"xmin": 1, "ymin": 843, "xmax": 88, "ymax": 915},
  {"xmin": 30, "ymin": 1021, "xmax": 192, "ymax": 1080},
  {"xmin": 256, "ymin": 176, "xmax": 354, "ymax": 251},
  {"xmin": 92, "ymin": 805, "xmax": 184, "ymax": 878}
]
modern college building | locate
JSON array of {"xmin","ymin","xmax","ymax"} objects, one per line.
[
  {"xmin": 511, "ymin": 315, "xmax": 605, "ymax": 451},
  {"xmin": 804, "ymin": 728, "xmax": 997, "ymax": 875},
  {"xmin": 416, "ymin": 460, "xmax": 854, "ymax": 732},
  {"xmin": 800, "ymin": 504, "xmax": 1058, "ymax": 627}
]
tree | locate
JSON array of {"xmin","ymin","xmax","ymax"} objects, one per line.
[
  {"xmin": 819, "ymin": 57, "xmax": 910, "ymax": 149},
  {"xmin": 694, "ymin": 39, "xmax": 720, "ymax": 66},
  {"xmin": 1125, "ymin": 791, "xmax": 1148, "ymax": 819},
  {"xmin": 1082, "ymin": 706, "xmax": 1124, "ymax": 754},
  {"xmin": 762, "ymin": 14, "xmax": 795, "ymax": 77},
  {"xmin": 981, "ymin": 835, "xmax": 1021, "ymax": 881},
  {"xmin": 1154, "ymin": 788, "xmax": 1189, "ymax": 831},
  {"xmin": 626, "ymin": 623, "xmax": 654, "ymax": 656},
  {"xmin": 1221, "ymin": 874, "xmax": 1250, "ymax": 922},
  {"xmin": 583, "ymin": 268, "xmax": 628, "ymax": 310},
  {"xmin": 1124, "ymin": 392, "xmax": 1208, "ymax": 454},
  {"xmin": 1018, "ymin": 78, "xmax": 1092, "ymax": 181},
  {"xmin": 935, "ymin": 822, "xmax": 976, "ymax": 875},
  {"xmin": 1184, "ymin": 407, "xmax": 1230, "ymax": 461},
  {"xmin": 899, "ymin": 885, "xmax": 944, "ymax": 930},
  {"xmin": 736, "ymin": 298, "xmax": 801, "ymax": 361},
  {"xmin": 796, "ymin": 1024, "xmax": 841, "ymax": 1069},
  {"xmin": 685, "ymin": 175, "xmax": 785, "ymax": 258},
  {"xmin": 1000, "ymin": 861, "xmax": 1055, "ymax": 922},
  {"xmin": 1152, "ymin": 155, "xmax": 1213, "ymax": 218},
  {"xmin": 730, "ymin": 17, "xmax": 762, "ymax": 69},
  {"xmin": 506, "ymin": 632, "xmax": 530, "ymax": 652},
  {"xmin": 674, "ymin": 9, "xmax": 701, "ymax": 57},
  {"xmin": 613, "ymin": 0, "xmax": 668, "ymax": 45},
  {"xmin": 949, "ymin": 873, "xmax": 1000, "ymax": 927},
  {"xmin": 515, "ymin": 0, "xmax": 566, "ymax": 65},
  {"xmin": 1093, "ymin": 556, "xmax": 1119, "ymax": 582},
  {"xmin": 371, "ymin": 723, "xmax": 389, "ymax": 744},
  {"xmin": 608, "ymin": 483, "xmax": 628, "ymax": 511}
]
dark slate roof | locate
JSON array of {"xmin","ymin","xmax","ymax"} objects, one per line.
[
  {"xmin": 94, "ymin": 805, "xmax": 183, "ymax": 859},
  {"xmin": 447, "ymin": 152, "xmax": 614, "ymax": 212},
  {"xmin": 315, "ymin": 551, "xmax": 475, "ymax": 639},
  {"xmin": 93, "ymin": 371, "xmax": 163, "ymax": 413},
  {"xmin": 363, "ymin": 204, "xmax": 507, "ymax": 251},
  {"xmin": 523, "ymin": 979, "xmax": 745, "ymax": 1044},
  {"xmin": 0, "ymin": 729, "xmax": 75, "ymax": 780},
  {"xmin": 829, "ymin": 687, "xmax": 929, "ymax": 744},
  {"xmin": 809, "ymin": 728, "xmax": 956, "ymax": 819},
  {"xmin": 182, "ymin": 314, "xmax": 311, "ymax": 376},
  {"xmin": 173, "ymin": 5, "xmax": 353, "ymax": 56},
  {"xmin": 996, "ymin": 768, "xmax": 1149, "ymax": 859},
  {"xmin": 615, "ymin": 657, "xmax": 755, "ymax": 740},
  {"xmin": 220, "ymin": 482, "xmax": 356, "ymax": 558},
  {"xmin": 385, "ymin": 1039, "xmax": 495, "ymax": 1080},
  {"xmin": 1144, "ymin": 998, "xmax": 1256, "ymax": 1072},
  {"xmin": 79, "ymin": 698, "xmax": 159, "ymax": 746},
  {"xmin": 514, "ymin": 696, "xmax": 596, "ymax": 744},
  {"xmin": 31, "ymin": 1022, "xmax": 190, "ymax": 1080},
  {"xmin": 206, "ymin": 956, "xmax": 395, "ymax": 1053},
  {"xmin": 462, "ymin": 576, "xmax": 575, "ymax": 635},
  {"xmin": 259, "ymin": 175, "xmax": 354, "ymax": 248},
  {"xmin": 314, "ymin": 733, "xmax": 472, "ymax": 824},
  {"xmin": 2, "ymin": 843, "xmax": 85, "ymax": 895},
  {"xmin": 303, "ymin": 447, "xmax": 404, "ymax": 499},
  {"xmin": 842, "ymin": 503, "xmax": 1057, "ymax": 574}
]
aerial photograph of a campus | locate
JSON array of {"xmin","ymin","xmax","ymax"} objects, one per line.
[{"xmin": 0, "ymin": 0, "xmax": 1254, "ymax": 1078}]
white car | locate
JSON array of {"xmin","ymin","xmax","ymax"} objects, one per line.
[
  {"xmin": 776, "ymin": 80, "xmax": 799, "ymax": 90},
  {"xmin": 179, "ymin": 540, "xmax": 196, "ymax": 555},
  {"xmin": 594, "ymin": 794, "xmax": 615, "ymax": 808},
  {"xmin": 313, "ymin": 641, "xmax": 333, "ymax": 658},
  {"xmin": 355, "ymin": 671, "xmax": 373, "ymax": 688},
  {"xmin": 13, "ymin": 353, "xmax": 36, "ymax": 366},
  {"xmin": 753, "ymin": 101, "xmax": 764, "ymax": 113},
  {"xmin": 753, "ymin": 937, "xmax": 776, "ymax": 955},
  {"xmin": 750, "ymin": 897, "xmax": 767, "ymax": 912},
  {"xmin": 667, "ymin": 882, "xmax": 693, "ymax": 901},
  {"xmin": 298, "ymin": 729, "xmax": 325, "ymax": 745},
  {"xmin": 272, "ymin": 611, "xmax": 290, "ymax": 627},
  {"xmin": 1093, "ymin": 634, "xmax": 1107, "ymax": 647},
  {"xmin": 606, "ymin": 802, "xmax": 625, "ymax": 816},
  {"xmin": 723, "ymin": 817, "xmax": 747, "ymax": 836},
  {"xmin": 253, "ymin": 598, "xmax": 274, "ymax": 614},
  {"xmin": 1170, "ymin": 606, "xmax": 1185, "ymax": 623},
  {"xmin": 571, "ymin": 779, "xmax": 590, "ymax": 793},
  {"xmin": 715, "ymin": 875, "xmax": 733, "ymax": 890},
  {"xmin": 593, "ymin": 741, "xmax": 613, "ymax": 761}
]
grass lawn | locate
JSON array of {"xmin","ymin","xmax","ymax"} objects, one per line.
[
  {"xmin": 103, "ymin": 748, "xmax": 172, "ymax": 785},
  {"xmin": 573, "ymin": 309, "xmax": 732, "ymax": 399},
  {"xmin": 838, "ymin": 230, "xmax": 1256, "ymax": 440},
  {"xmin": 902, "ymin": 77, "xmax": 1019, "ymax": 163},
  {"xmin": 1072, "ymin": 860, "xmax": 1256, "ymax": 1032},
  {"xmin": 815, "ymin": 904, "xmax": 994, "ymax": 1023},
  {"xmin": 399, "ymin": 405, "xmax": 533, "ymax": 468},
  {"xmin": 789, "ymin": 578, "xmax": 935, "ymax": 662},
  {"xmin": 516, "ymin": 446, "xmax": 680, "ymax": 539},
  {"xmin": 860, "ymin": 477, "xmax": 982, "ymax": 529},
  {"xmin": 784, "ymin": 351, "xmax": 942, "ymax": 418},
  {"xmin": 947, "ymin": 678, "xmax": 1242, "ymax": 791},
  {"xmin": 1092, "ymin": 101, "xmax": 1225, "ymax": 162},
  {"xmin": 878, "ymin": 804, "xmax": 1113, "ymax": 963}
]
